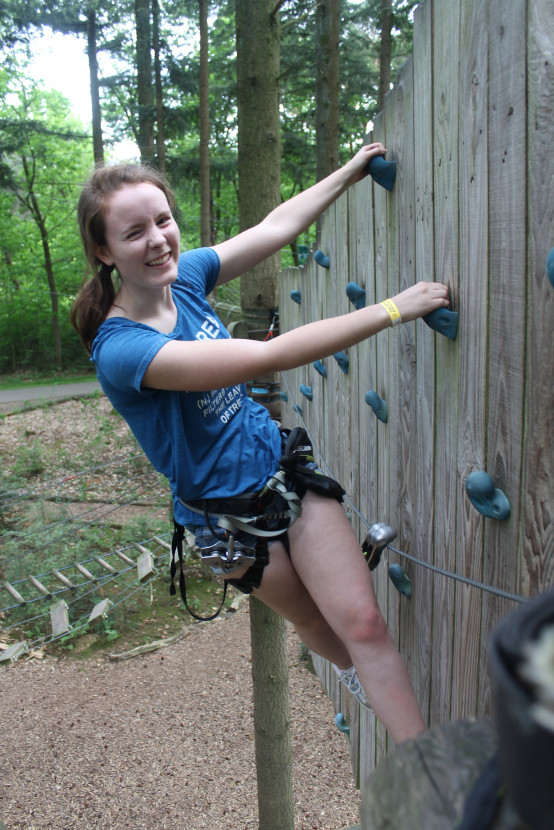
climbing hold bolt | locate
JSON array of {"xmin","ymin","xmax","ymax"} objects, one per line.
[
  {"xmin": 388, "ymin": 564, "xmax": 412, "ymax": 597},
  {"xmin": 333, "ymin": 351, "xmax": 349, "ymax": 374},
  {"xmin": 362, "ymin": 523, "xmax": 397, "ymax": 571},
  {"xmin": 290, "ymin": 289, "xmax": 301, "ymax": 304},
  {"xmin": 365, "ymin": 390, "xmax": 388, "ymax": 423},
  {"xmin": 423, "ymin": 308, "xmax": 459, "ymax": 340},
  {"xmin": 365, "ymin": 154, "xmax": 397, "ymax": 192},
  {"xmin": 299, "ymin": 384, "xmax": 313, "ymax": 401},
  {"xmin": 546, "ymin": 247, "xmax": 554, "ymax": 288},
  {"xmin": 465, "ymin": 471, "xmax": 511, "ymax": 520},
  {"xmin": 293, "ymin": 403, "xmax": 303, "ymax": 417},
  {"xmin": 346, "ymin": 281, "xmax": 366, "ymax": 310},
  {"xmin": 314, "ymin": 249, "xmax": 330, "ymax": 269},
  {"xmin": 335, "ymin": 713, "xmax": 350, "ymax": 735},
  {"xmin": 313, "ymin": 360, "xmax": 327, "ymax": 378}
]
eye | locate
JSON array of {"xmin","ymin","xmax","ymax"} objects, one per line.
[
  {"xmin": 157, "ymin": 214, "xmax": 172, "ymax": 226},
  {"xmin": 125, "ymin": 228, "xmax": 142, "ymax": 240}
]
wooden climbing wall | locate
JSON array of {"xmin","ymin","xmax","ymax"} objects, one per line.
[{"xmin": 278, "ymin": 0, "xmax": 553, "ymax": 785}]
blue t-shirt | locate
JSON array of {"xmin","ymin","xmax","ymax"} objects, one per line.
[{"xmin": 90, "ymin": 247, "xmax": 282, "ymax": 527}]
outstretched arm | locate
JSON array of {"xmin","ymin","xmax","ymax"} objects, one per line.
[
  {"xmin": 212, "ymin": 143, "xmax": 386, "ymax": 285},
  {"xmin": 142, "ymin": 281, "xmax": 449, "ymax": 392}
]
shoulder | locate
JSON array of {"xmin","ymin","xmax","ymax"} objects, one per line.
[{"xmin": 177, "ymin": 247, "xmax": 220, "ymax": 294}]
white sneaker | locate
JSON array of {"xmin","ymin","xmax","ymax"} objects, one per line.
[{"xmin": 333, "ymin": 664, "xmax": 371, "ymax": 709}]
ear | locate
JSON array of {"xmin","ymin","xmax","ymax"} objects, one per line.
[{"xmin": 94, "ymin": 246, "xmax": 114, "ymax": 267}]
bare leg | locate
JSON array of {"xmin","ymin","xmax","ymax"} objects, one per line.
[{"xmin": 284, "ymin": 492, "xmax": 425, "ymax": 744}]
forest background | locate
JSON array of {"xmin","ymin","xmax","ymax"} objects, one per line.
[{"xmin": 0, "ymin": 0, "xmax": 415, "ymax": 378}]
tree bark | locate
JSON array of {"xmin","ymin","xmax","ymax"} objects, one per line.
[
  {"xmin": 249, "ymin": 596, "xmax": 294, "ymax": 830},
  {"xmin": 315, "ymin": 0, "xmax": 340, "ymax": 183},
  {"xmin": 152, "ymin": 0, "xmax": 166, "ymax": 172},
  {"xmin": 135, "ymin": 0, "xmax": 155, "ymax": 163},
  {"xmin": 199, "ymin": 0, "xmax": 212, "ymax": 246},
  {"xmin": 87, "ymin": 9, "xmax": 104, "ymax": 165}
]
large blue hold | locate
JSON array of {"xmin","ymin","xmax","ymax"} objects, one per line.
[
  {"xmin": 465, "ymin": 471, "xmax": 511, "ymax": 520},
  {"xmin": 365, "ymin": 154, "xmax": 397, "ymax": 192},
  {"xmin": 546, "ymin": 247, "xmax": 554, "ymax": 288},
  {"xmin": 423, "ymin": 308, "xmax": 459, "ymax": 340}
]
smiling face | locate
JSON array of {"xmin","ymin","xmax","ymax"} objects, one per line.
[{"xmin": 96, "ymin": 182, "xmax": 181, "ymax": 293}]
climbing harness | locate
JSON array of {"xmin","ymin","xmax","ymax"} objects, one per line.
[{"xmin": 169, "ymin": 427, "xmax": 345, "ymax": 621}]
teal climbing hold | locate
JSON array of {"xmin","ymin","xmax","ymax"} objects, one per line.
[
  {"xmin": 290, "ymin": 289, "xmax": 301, "ymax": 304},
  {"xmin": 389, "ymin": 564, "xmax": 412, "ymax": 597},
  {"xmin": 299, "ymin": 384, "xmax": 313, "ymax": 401},
  {"xmin": 279, "ymin": 391, "xmax": 288, "ymax": 402},
  {"xmin": 346, "ymin": 282, "xmax": 366, "ymax": 310},
  {"xmin": 333, "ymin": 351, "xmax": 349, "ymax": 374},
  {"xmin": 366, "ymin": 154, "xmax": 397, "ymax": 192},
  {"xmin": 423, "ymin": 308, "xmax": 459, "ymax": 340},
  {"xmin": 335, "ymin": 713, "xmax": 350, "ymax": 735},
  {"xmin": 314, "ymin": 249, "xmax": 330, "ymax": 269},
  {"xmin": 465, "ymin": 471, "xmax": 511, "ymax": 520},
  {"xmin": 293, "ymin": 403, "xmax": 303, "ymax": 417},
  {"xmin": 365, "ymin": 390, "xmax": 388, "ymax": 423},
  {"xmin": 313, "ymin": 360, "xmax": 327, "ymax": 378},
  {"xmin": 547, "ymin": 247, "xmax": 554, "ymax": 288}
]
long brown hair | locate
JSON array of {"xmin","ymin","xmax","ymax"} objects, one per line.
[{"xmin": 71, "ymin": 163, "xmax": 176, "ymax": 353}]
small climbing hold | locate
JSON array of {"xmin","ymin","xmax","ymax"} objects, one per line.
[
  {"xmin": 365, "ymin": 390, "xmax": 388, "ymax": 423},
  {"xmin": 293, "ymin": 403, "xmax": 303, "ymax": 417},
  {"xmin": 313, "ymin": 360, "xmax": 327, "ymax": 378},
  {"xmin": 279, "ymin": 391, "xmax": 288, "ymax": 402},
  {"xmin": 299, "ymin": 384, "xmax": 313, "ymax": 401},
  {"xmin": 333, "ymin": 351, "xmax": 349, "ymax": 374},
  {"xmin": 335, "ymin": 713, "xmax": 350, "ymax": 735},
  {"xmin": 366, "ymin": 154, "xmax": 397, "ymax": 192},
  {"xmin": 389, "ymin": 563, "xmax": 412, "ymax": 597},
  {"xmin": 346, "ymin": 281, "xmax": 366, "ymax": 310},
  {"xmin": 314, "ymin": 249, "xmax": 330, "ymax": 269},
  {"xmin": 465, "ymin": 471, "xmax": 511, "ymax": 520},
  {"xmin": 546, "ymin": 247, "xmax": 554, "ymax": 288},
  {"xmin": 423, "ymin": 308, "xmax": 459, "ymax": 340},
  {"xmin": 290, "ymin": 289, "xmax": 301, "ymax": 304},
  {"xmin": 362, "ymin": 522, "xmax": 397, "ymax": 570}
]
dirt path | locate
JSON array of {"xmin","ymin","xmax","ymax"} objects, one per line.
[{"xmin": 0, "ymin": 603, "xmax": 360, "ymax": 830}]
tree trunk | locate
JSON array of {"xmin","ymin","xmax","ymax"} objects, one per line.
[
  {"xmin": 87, "ymin": 10, "xmax": 104, "ymax": 165},
  {"xmin": 377, "ymin": 0, "xmax": 392, "ymax": 113},
  {"xmin": 236, "ymin": 0, "xmax": 281, "ymax": 316},
  {"xmin": 249, "ymin": 596, "xmax": 294, "ymax": 830},
  {"xmin": 199, "ymin": 0, "xmax": 212, "ymax": 246},
  {"xmin": 135, "ymin": 0, "xmax": 155, "ymax": 164},
  {"xmin": 152, "ymin": 0, "xmax": 166, "ymax": 172},
  {"xmin": 315, "ymin": 0, "xmax": 340, "ymax": 183}
]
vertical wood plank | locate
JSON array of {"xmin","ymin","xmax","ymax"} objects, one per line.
[
  {"xmin": 519, "ymin": 0, "xmax": 554, "ymax": 596},
  {"xmin": 430, "ymin": 0, "xmax": 461, "ymax": 725},
  {"xmin": 478, "ymin": 0, "xmax": 527, "ymax": 716},
  {"xmin": 450, "ymin": 0, "xmax": 489, "ymax": 722}
]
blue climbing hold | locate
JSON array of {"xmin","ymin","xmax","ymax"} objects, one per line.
[
  {"xmin": 365, "ymin": 154, "xmax": 397, "ymax": 192},
  {"xmin": 465, "ymin": 471, "xmax": 511, "ymax": 520},
  {"xmin": 290, "ymin": 290, "xmax": 301, "ymax": 304},
  {"xmin": 293, "ymin": 403, "xmax": 303, "ymax": 417},
  {"xmin": 333, "ymin": 351, "xmax": 349, "ymax": 374},
  {"xmin": 423, "ymin": 308, "xmax": 459, "ymax": 340},
  {"xmin": 547, "ymin": 247, "xmax": 554, "ymax": 288},
  {"xmin": 314, "ymin": 249, "xmax": 330, "ymax": 269},
  {"xmin": 365, "ymin": 390, "xmax": 388, "ymax": 423},
  {"xmin": 388, "ymin": 564, "xmax": 412, "ymax": 597},
  {"xmin": 346, "ymin": 282, "xmax": 366, "ymax": 310},
  {"xmin": 299, "ymin": 384, "xmax": 313, "ymax": 401},
  {"xmin": 279, "ymin": 391, "xmax": 288, "ymax": 402},
  {"xmin": 313, "ymin": 360, "xmax": 327, "ymax": 378},
  {"xmin": 335, "ymin": 713, "xmax": 350, "ymax": 735}
]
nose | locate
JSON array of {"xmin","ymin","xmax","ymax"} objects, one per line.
[{"xmin": 147, "ymin": 224, "xmax": 165, "ymax": 245}]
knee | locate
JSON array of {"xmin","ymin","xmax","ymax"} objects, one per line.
[{"xmin": 343, "ymin": 604, "xmax": 390, "ymax": 648}]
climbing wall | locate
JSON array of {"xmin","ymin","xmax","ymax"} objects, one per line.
[{"xmin": 279, "ymin": 0, "xmax": 553, "ymax": 783}]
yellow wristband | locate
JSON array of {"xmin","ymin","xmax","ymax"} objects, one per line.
[{"xmin": 380, "ymin": 298, "xmax": 402, "ymax": 326}]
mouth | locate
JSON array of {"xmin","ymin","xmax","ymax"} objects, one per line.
[{"xmin": 146, "ymin": 252, "xmax": 172, "ymax": 267}]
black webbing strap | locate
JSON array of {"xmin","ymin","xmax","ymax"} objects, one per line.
[{"xmin": 170, "ymin": 520, "xmax": 228, "ymax": 622}]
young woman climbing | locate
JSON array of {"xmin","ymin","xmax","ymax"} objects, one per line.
[{"xmin": 72, "ymin": 142, "xmax": 450, "ymax": 743}]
